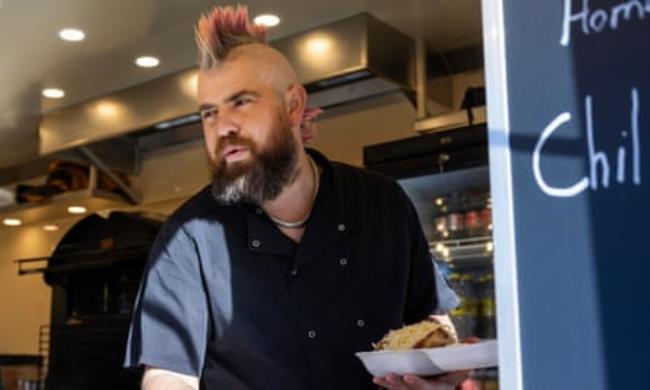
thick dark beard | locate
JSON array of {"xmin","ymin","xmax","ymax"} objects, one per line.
[{"xmin": 210, "ymin": 123, "xmax": 298, "ymax": 205}]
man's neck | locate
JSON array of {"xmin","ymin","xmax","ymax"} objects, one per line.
[{"xmin": 262, "ymin": 152, "xmax": 317, "ymax": 236}]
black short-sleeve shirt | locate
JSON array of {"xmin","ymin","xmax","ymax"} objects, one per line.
[{"xmin": 125, "ymin": 149, "xmax": 458, "ymax": 389}]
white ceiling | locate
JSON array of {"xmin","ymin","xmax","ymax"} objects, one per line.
[{"xmin": 0, "ymin": 0, "xmax": 482, "ymax": 167}]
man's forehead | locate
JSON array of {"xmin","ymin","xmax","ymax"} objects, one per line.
[{"xmin": 198, "ymin": 62, "xmax": 267, "ymax": 102}]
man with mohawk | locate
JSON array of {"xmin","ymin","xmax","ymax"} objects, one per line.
[{"xmin": 125, "ymin": 5, "xmax": 464, "ymax": 390}]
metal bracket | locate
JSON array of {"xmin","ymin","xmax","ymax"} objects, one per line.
[
  {"xmin": 54, "ymin": 137, "xmax": 141, "ymax": 175},
  {"xmin": 78, "ymin": 146, "xmax": 141, "ymax": 204}
]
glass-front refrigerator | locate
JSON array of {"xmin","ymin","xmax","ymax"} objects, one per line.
[{"xmin": 364, "ymin": 124, "xmax": 498, "ymax": 389}]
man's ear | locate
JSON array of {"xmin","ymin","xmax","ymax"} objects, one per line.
[{"xmin": 284, "ymin": 84, "xmax": 307, "ymax": 128}]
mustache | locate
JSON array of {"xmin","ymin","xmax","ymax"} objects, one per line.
[{"xmin": 215, "ymin": 133, "xmax": 256, "ymax": 159}]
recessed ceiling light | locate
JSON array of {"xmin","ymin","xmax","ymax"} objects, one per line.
[
  {"xmin": 43, "ymin": 224, "xmax": 59, "ymax": 232},
  {"xmin": 3, "ymin": 218, "xmax": 22, "ymax": 227},
  {"xmin": 135, "ymin": 56, "xmax": 160, "ymax": 68},
  {"xmin": 59, "ymin": 28, "xmax": 85, "ymax": 42},
  {"xmin": 67, "ymin": 205, "xmax": 87, "ymax": 214},
  {"xmin": 254, "ymin": 14, "xmax": 280, "ymax": 27},
  {"xmin": 42, "ymin": 88, "xmax": 65, "ymax": 99}
]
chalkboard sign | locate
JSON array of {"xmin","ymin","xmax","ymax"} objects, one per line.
[{"xmin": 483, "ymin": 1, "xmax": 650, "ymax": 389}]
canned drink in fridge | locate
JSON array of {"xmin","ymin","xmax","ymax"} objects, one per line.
[
  {"xmin": 479, "ymin": 208, "xmax": 492, "ymax": 235},
  {"xmin": 464, "ymin": 211, "xmax": 480, "ymax": 236}
]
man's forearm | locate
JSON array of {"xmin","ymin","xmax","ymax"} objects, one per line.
[{"xmin": 142, "ymin": 367, "xmax": 199, "ymax": 390}]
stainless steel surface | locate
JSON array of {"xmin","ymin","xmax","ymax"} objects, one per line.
[
  {"xmin": 273, "ymin": 12, "xmax": 414, "ymax": 90},
  {"xmin": 136, "ymin": 121, "xmax": 204, "ymax": 152},
  {"xmin": 0, "ymin": 138, "xmax": 141, "ymax": 186},
  {"xmin": 0, "ymin": 158, "xmax": 51, "ymax": 187},
  {"xmin": 307, "ymin": 77, "xmax": 402, "ymax": 109},
  {"xmin": 0, "ymin": 121, "xmax": 40, "ymax": 170},
  {"xmin": 416, "ymin": 37, "xmax": 429, "ymax": 119},
  {"xmin": 40, "ymin": 68, "xmax": 199, "ymax": 155},
  {"xmin": 56, "ymin": 138, "xmax": 141, "ymax": 175},
  {"xmin": 428, "ymin": 43, "xmax": 484, "ymax": 78},
  {"xmin": 273, "ymin": 14, "xmax": 369, "ymax": 88},
  {"xmin": 0, "ymin": 188, "xmax": 128, "ymax": 229},
  {"xmin": 414, "ymin": 106, "xmax": 487, "ymax": 133}
]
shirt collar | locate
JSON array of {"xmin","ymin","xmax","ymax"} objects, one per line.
[{"xmin": 245, "ymin": 148, "xmax": 355, "ymax": 258}]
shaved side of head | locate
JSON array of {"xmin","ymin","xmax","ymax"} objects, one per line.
[{"xmin": 228, "ymin": 43, "xmax": 298, "ymax": 96}]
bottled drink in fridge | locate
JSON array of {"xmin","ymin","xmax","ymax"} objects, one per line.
[
  {"xmin": 448, "ymin": 273, "xmax": 478, "ymax": 339},
  {"xmin": 479, "ymin": 273, "xmax": 497, "ymax": 339}
]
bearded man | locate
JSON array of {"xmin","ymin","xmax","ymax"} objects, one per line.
[{"xmin": 125, "ymin": 5, "xmax": 463, "ymax": 390}]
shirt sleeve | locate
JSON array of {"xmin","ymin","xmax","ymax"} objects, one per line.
[
  {"xmin": 432, "ymin": 260, "xmax": 460, "ymax": 314},
  {"xmin": 124, "ymin": 219, "xmax": 208, "ymax": 377}
]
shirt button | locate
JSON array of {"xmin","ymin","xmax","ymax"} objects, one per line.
[
  {"xmin": 337, "ymin": 224, "xmax": 346, "ymax": 232},
  {"xmin": 307, "ymin": 330, "xmax": 316, "ymax": 339},
  {"xmin": 255, "ymin": 207, "xmax": 263, "ymax": 215},
  {"xmin": 356, "ymin": 319, "xmax": 365, "ymax": 327},
  {"xmin": 251, "ymin": 239, "xmax": 261, "ymax": 248},
  {"xmin": 339, "ymin": 258, "xmax": 348, "ymax": 266},
  {"xmin": 290, "ymin": 268, "xmax": 298, "ymax": 276}
]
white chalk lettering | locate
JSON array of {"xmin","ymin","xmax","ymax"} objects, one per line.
[
  {"xmin": 632, "ymin": 88, "xmax": 641, "ymax": 184},
  {"xmin": 611, "ymin": 0, "xmax": 646, "ymax": 29},
  {"xmin": 590, "ymin": 9, "xmax": 609, "ymax": 32},
  {"xmin": 617, "ymin": 132, "xmax": 627, "ymax": 183},
  {"xmin": 561, "ymin": 0, "xmax": 650, "ymax": 46},
  {"xmin": 586, "ymin": 95, "xmax": 610, "ymax": 189},
  {"xmin": 533, "ymin": 113, "xmax": 590, "ymax": 197},
  {"xmin": 533, "ymin": 88, "xmax": 643, "ymax": 198}
]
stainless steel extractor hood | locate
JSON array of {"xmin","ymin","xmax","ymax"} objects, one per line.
[
  {"xmin": 39, "ymin": 12, "xmax": 415, "ymax": 156},
  {"xmin": 273, "ymin": 12, "xmax": 414, "ymax": 96}
]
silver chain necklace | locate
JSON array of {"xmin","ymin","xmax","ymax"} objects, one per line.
[{"xmin": 269, "ymin": 156, "xmax": 320, "ymax": 229}]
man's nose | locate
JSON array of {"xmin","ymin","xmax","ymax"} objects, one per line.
[{"xmin": 216, "ymin": 113, "xmax": 239, "ymax": 137}]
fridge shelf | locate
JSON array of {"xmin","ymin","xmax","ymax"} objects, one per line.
[
  {"xmin": 430, "ymin": 235, "xmax": 493, "ymax": 264},
  {"xmin": 430, "ymin": 194, "xmax": 491, "ymax": 217}
]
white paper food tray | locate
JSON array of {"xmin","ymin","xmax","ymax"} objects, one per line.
[{"xmin": 355, "ymin": 339, "xmax": 498, "ymax": 377}]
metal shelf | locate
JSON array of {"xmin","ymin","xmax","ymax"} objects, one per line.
[
  {"xmin": 430, "ymin": 235, "xmax": 493, "ymax": 265},
  {"xmin": 0, "ymin": 188, "xmax": 129, "ymax": 228}
]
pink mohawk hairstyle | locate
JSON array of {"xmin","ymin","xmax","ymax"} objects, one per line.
[{"xmin": 195, "ymin": 5, "xmax": 268, "ymax": 69}]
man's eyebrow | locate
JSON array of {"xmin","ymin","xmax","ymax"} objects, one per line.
[
  {"xmin": 224, "ymin": 89, "xmax": 260, "ymax": 104},
  {"xmin": 198, "ymin": 103, "xmax": 216, "ymax": 112},
  {"xmin": 198, "ymin": 90, "xmax": 260, "ymax": 112}
]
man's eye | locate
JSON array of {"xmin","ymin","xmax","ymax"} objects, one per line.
[
  {"xmin": 234, "ymin": 97, "xmax": 251, "ymax": 107},
  {"xmin": 201, "ymin": 109, "xmax": 216, "ymax": 121}
]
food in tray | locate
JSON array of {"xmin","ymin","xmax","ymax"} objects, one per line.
[{"xmin": 373, "ymin": 318, "xmax": 458, "ymax": 351}]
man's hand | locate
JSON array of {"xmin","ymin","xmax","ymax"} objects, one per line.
[
  {"xmin": 373, "ymin": 336, "xmax": 480, "ymax": 390},
  {"xmin": 373, "ymin": 370, "xmax": 471, "ymax": 390}
]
